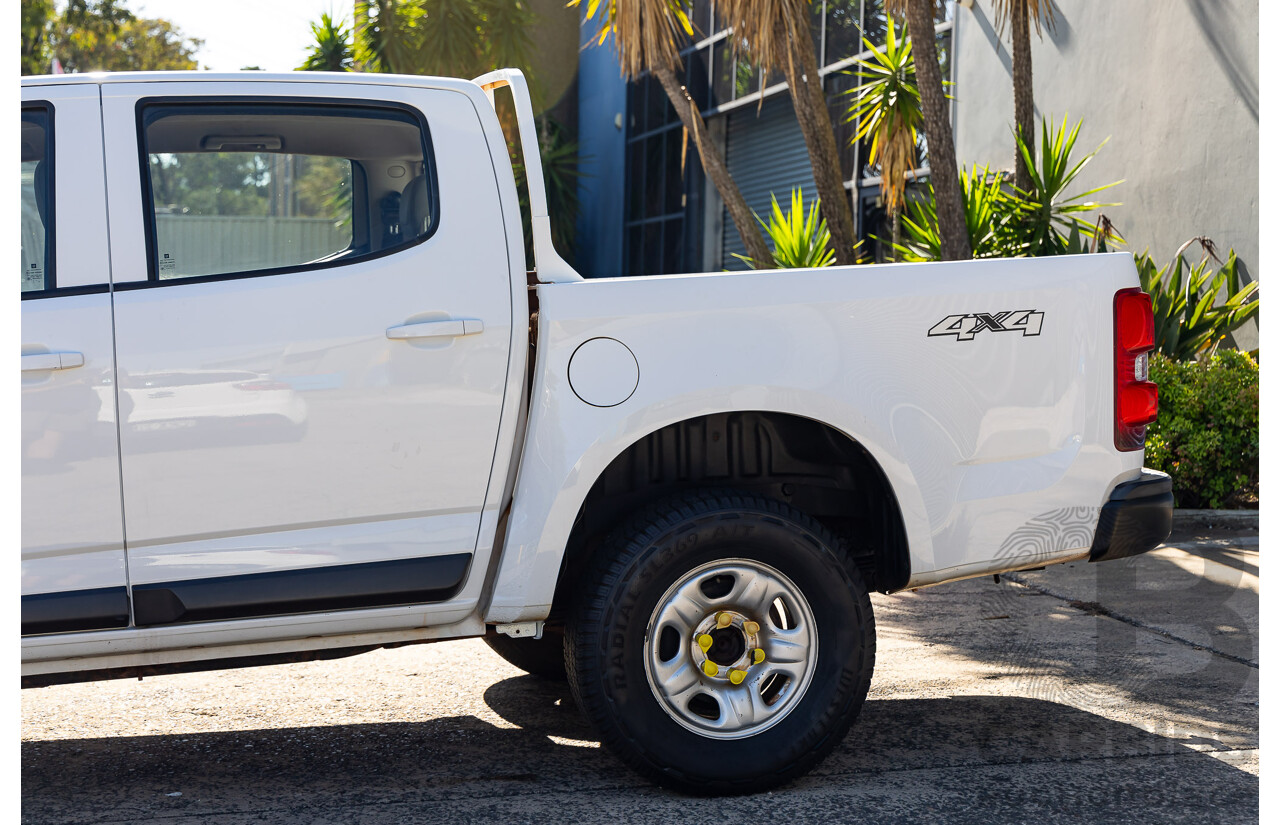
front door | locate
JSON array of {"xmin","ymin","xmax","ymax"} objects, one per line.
[{"xmin": 99, "ymin": 79, "xmax": 514, "ymax": 627}]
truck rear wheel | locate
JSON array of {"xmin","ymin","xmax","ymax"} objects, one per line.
[
  {"xmin": 566, "ymin": 490, "xmax": 875, "ymax": 794},
  {"xmin": 483, "ymin": 627, "xmax": 567, "ymax": 680}
]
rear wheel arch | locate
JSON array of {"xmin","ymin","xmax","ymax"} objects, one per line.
[{"xmin": 547, "ymin": 411, "xmax": 910, "ymax": 624}]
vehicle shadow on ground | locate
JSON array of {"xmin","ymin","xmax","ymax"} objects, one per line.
[
  {"xmin": 873, "ymin": 552, "xmax": 1259, "ymax": 743},
  {"xmin": 21, "ymin": 683, "xmax": 1256, "ymax": 824}
]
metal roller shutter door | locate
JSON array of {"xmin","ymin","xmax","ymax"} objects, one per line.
[{"xmin": 721, "ymin": 95, "xmax": 817, "ymax": 268}]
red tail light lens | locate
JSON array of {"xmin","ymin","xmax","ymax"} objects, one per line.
[{"xmin": 1114, "ymin": 288, "xmax": 1158, "ymax": 451}]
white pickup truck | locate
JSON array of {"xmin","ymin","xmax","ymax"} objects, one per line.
[{"xmin": 21, "ymin": 68, "xmax": 1172, "ymax": 793}]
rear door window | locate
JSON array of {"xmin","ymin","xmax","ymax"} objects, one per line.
[{"xmin": 139, "ymin": 101, "xmax": 436, "ymax": 282}]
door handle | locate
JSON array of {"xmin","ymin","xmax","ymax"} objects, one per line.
[
  {"xmin": 21, "ymin": 351, "xmax": 85, "ymax": 372},
  {"xmin": 385, "ymin": 319, "xmax": 484, "ymax": 341}
]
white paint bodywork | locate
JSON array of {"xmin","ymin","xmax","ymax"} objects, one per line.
[
  {"xmin": 486, "ymin": 254, "xmax": 1143, "ymax": 622},
  {"xmin": 21, "ymin": 70, "xmax": 1144, "ymax": 678},
  {"xmin": 21, "ymin": 84, "xmax": 124, "ymax": 598}
]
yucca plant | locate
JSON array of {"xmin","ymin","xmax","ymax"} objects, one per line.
[
  {"xmin": 733, "ymin": 188, "xmax": 837, "ymax": 269},
  {"xmin": 1012, "ymin": 115, "xmax": 1122, "ymax": 255},
  {"xmin": 846, "ymin": 18, "xmax": 921, "ymax": 216},
  {"xmin": 1135, "ymin": 238, "xmax": 1259, "ymax": 361},
  {"xmin": 845, "ymin": 17, "xmax": 923, "ymax": 258},
  {"xmin": 894, "ymin": 165, "xmax": 1017, "ymax": 261}
]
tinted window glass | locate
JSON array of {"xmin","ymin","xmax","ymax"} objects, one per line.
[
  {"xmin": 21, "ymin": 107, "xmax": 53, "ymax": 293},
  {"xmin": 141, "ymin": 102, "xmax": 434, "ymax": 282}
]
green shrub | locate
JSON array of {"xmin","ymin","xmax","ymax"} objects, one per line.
[{"xmin": 1145, "ymin": 350, "xmax": 1258, "ymax": 509}]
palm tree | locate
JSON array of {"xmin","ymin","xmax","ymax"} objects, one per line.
[
  {"xmin": 990, "ymin": 0, "xmax": 1056, "ymax": 194},
  {"xmin": 887, "ymin": 0, "xmax": 969, "ymax": 260},
  {"xmin": 846, "ymin": 16, "xmax": 921, "ymax": 259},
  {"xmin": 717, "ymin": 1, "xmax": 858, "ymax": 266},
  {"xmin": 354, "ymin": 1, "xmax": 425, "ymax": 74},
  {"xmin": 298, "ymin": 12, "xmax": 354, "ymax": 72},
  {"xmin": 575, "ymin": 0, "xmax": 775, "ymax": 269}
]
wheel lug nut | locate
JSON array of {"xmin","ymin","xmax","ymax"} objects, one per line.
[
  {"xmin": 753, "ymin": 648, "xmax": 766, "ymax": 664},
  {"xmin": 743, "ymin": 621, "xmax": 760, "ymax": 635},
  {"xmin": 729, "ymin": 669, "xmax": 748, "ymax": 685},
  {"xmin": 696, "ymin": 634, "xmax": 713, "ymax": 651},
  {"xmin": 702, "ymin": 660, "xmax": 719, "ymax": 677},
  {"xmin": 716, "ymin": 612, "xmax": 733, "ymax": 628}
]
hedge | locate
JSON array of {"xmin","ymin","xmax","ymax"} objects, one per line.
[{"xmin": 1144, "ymin": 349, "xmax": 1259, "ymax": 509}]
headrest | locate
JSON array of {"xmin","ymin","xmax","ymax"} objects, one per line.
[{"xmin": 398, "ymin": 174, "xmax": 432, "ymax": 241}]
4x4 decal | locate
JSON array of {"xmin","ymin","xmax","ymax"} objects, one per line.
[{"xmin": 929, "ymin": 310, "xmax": 1044, "ymax": 341}]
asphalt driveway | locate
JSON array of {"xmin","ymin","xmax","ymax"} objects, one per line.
[{"xmin": 21, "ymin": 526, "xmax": 1258, "ymax": 824}]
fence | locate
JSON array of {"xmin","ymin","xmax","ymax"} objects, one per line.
[{"xmin": 155, "ymin": 215, "xmax": 350, "ymax": 279}]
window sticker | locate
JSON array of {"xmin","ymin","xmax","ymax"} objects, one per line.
[{"xmin": 23, "ymin": 261, "xmax": 44, "ymax": 290}]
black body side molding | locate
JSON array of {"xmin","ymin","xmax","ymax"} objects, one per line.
[
  {"xmin": 132, "ymin": 554, "xmax": 472, "ymax": 626},
  {"xmin": 22, "ymin": 587, "xmax": 131, "ymax": 636}
]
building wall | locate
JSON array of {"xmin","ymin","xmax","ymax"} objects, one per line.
[
  {"xmin": 953, "ymin": 0, "xmax": 1258, "ymax": 346},
  {"xmin": 575, "ymin": 28, "xmax": 628, "ymax": 278}
]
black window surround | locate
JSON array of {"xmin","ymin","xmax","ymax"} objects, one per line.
[
  {"xmin": 20, "ymin": 102, "xmax": 63, "ymax": 301},
  {"xmin": 131, "ymin": 96, "xmax": 440, "ymax": 291}
]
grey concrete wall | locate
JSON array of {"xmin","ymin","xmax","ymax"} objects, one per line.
[{"xmin": 953, "ymin": 0, "xmax": 1258, "ymax": 347}]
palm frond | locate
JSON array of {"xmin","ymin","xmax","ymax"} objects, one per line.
[
  {"xmin": 990, "ymin": 0, "xmax": 1057, "ymax": 38},
  {"xmin": 572, "ymin": 0, "xmax": 692, "ymax": 79}
]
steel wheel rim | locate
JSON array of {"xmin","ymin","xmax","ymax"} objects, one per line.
[{"xmin": 643, "ymin": 558, "xmax": 819, "ymax": 740}]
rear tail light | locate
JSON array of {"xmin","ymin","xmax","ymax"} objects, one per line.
[{"xmin": 1114, "ymin": 288, "xmax": 1158, "ymax": 451}]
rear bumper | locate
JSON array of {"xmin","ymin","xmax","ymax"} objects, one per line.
[{"xmin": 1089, "ymin": 469, "xmax": 1173, "ymax": 563}]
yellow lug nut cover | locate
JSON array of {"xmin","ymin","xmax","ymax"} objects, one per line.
[
  {"xmin": 697, "ymin": 634, "xmax": 713, "ymax": 651},
  {"xmin": 729, "ymin": 669, "xmax": 747, "ymax": 685},
  {"xmin": 753, "ymin": 648, "xmax": 766, "ymax": 664},
  {"xmin": 743, "ymin": 621, "xmax": 760, "ymax": 635},
  {"xmin": 716, "ymin": 612, "xmax": 733, "ymax": 628},
  {"xmin": 702, "ymin": 660, "xmax": 719, "ymax": 677}
]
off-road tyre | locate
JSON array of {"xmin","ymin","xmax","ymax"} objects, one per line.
[{"xmin": 565, "ymin": 489, "xmax": 876, "ymax": 795}]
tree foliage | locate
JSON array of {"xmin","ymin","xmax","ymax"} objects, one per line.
[
  {"xmin": 21, "ymin": 0, "xmax": 202, "ymax": 74},
  {"xmin": 354, "ymin": 0, "xmax": 536, "ymax": 82},
  {"xmin": 298, "ymin": 12, "xmax": 354, "ymax": 72},
  {"xmin": 21, "ymin": 0, "xmax": 55, "ymax": 75}
]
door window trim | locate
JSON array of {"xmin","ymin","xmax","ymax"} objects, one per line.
[{"xmin": 130, "ymin": 95, "xmax": 440, "ymax": 291}]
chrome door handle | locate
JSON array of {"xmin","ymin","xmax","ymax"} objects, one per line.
[
  {"xmin": 21, "ymin": 351, "xmax": 85, "ymax": 372},
  {"xmin": 386, "ymin": 319, "xmax": 484, "ymax": 341}
]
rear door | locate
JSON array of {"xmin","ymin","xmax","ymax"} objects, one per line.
[
  {"xmin": 99, "ymin": 79, "xmax": 514, "ymax": 628},
  {"xmin": 21, "ymin": 83, "xmax": 129, "ymax": 636}
]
